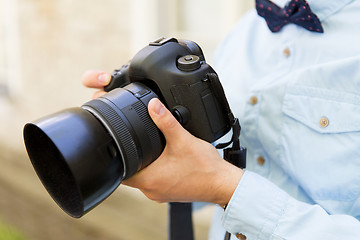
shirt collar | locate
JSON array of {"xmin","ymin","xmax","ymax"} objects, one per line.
[{"xmin": 271, "ymin": 0, "xmax": 356, "ymax": 20}]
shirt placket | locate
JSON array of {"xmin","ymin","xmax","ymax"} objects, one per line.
[{"xmin": 240, "ymin": 34, "xmax": 296, "ymax": 177}]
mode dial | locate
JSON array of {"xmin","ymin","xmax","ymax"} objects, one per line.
[{"xmin": 177, "ymin": 55, "xmax": 201, "ymax": 72}]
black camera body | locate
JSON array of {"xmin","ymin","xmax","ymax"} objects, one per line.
[
  {"xmin": 23, "ymin": 37, "xmax": 233, "ymax": 218},
  {"xmin": 105, "ymin": 37, "xmax": 230, "ymax": 142}
]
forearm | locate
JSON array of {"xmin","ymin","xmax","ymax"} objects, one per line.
[{"xmin": 223, "ymin": 171, "xmax": 360, "ymax": 239}]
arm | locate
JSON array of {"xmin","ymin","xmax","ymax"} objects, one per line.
[{"xmin": 223, "ymin": 171, "xmax": 360, "ymax": 239}]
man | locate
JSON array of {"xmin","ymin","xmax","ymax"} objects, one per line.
[{"xmin": 82, "ymin": 0, "xmax": 360, "ymax": 238}]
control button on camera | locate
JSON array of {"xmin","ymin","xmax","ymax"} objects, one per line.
[
  {"xmin": 172, "ymin": 105, "xmax": 190, "ymax": 125},
  {"xmin": 177, "ymin": 55, "xmax": 201, "ymax": 72},
  {"xmin": 134, "ymin": 89, "xmax": 150, "ymax": 98}
]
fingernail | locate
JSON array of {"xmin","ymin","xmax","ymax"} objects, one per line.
[
  {"xmin": 98, "ymin": 73, "xmax": 111, "ymax": 85},
  {"xmin": 153, "ymin": 99, "xmax": 166, "ymax": 116}
]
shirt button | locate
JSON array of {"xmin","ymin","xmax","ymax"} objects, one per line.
[
  {"xmin": 236, "ymin": 233, "xmax": 247, "ymax": 240},
  {"xmin": 257, "ymin": 156, "xmax": 265, "ymax": 166},
  {"xmin": 249, "ymin": 96, "xmax": 258, "ymax": 105},
  {"xmin": 283, "ymin": 47, "xmax": 290, "ymax": 58},
  {"xmin": 319, "ymin": 117, "xmax": 329, "ymax": 128}
]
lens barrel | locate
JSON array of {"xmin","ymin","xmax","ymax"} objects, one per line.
[
  {"xmin": 83, "ymin": 83, "xmax": 164, "ymax": 179},
  {"xmin": 23, "ymin": 83, "xmax": 164, "ymax": 217}
]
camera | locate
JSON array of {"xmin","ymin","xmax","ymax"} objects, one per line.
[{"xmin": 23, "ymin": 37, "xmax": 233, "ymax": 218}]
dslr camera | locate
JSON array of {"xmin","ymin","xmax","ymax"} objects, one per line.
[{"xmin": 23, "ymin": 37, "xmax": 237, "ymax": 218}]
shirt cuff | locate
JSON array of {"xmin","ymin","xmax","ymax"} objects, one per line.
[{"xmin": 222, "ymin": 171, "xmax": 290, "ymax": 239}]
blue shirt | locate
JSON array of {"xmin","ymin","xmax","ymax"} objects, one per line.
[{"xmin": 209, "ymin": 0, "xmax": 360, "ymax": 239}]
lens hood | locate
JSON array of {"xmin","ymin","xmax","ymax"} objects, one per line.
[{"xmin": 23, "ymin": 108, "xmax": 123, "ymax": 218}]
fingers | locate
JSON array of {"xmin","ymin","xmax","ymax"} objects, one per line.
[
  {"xmin": 148, "ymin": 98, "xmax": 188, "ymax": 142},
  {"xmin": 81, "ymin": 70, "xmax": 111, "ymax": 88}
]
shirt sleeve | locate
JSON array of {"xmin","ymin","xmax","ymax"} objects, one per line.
[{"xmin": 223, "ymin": 171, "xmax": 360, "ymax": 240}]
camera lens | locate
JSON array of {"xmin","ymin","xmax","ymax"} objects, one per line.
[
  {"xmin": 82, "ymin": 83, "xmax": 164, "ymax": 179},
  {"xmin": 23, "ymin": 83, "xmax": 164, "ymax": 218}
]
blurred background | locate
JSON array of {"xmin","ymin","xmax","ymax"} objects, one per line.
[{"xmin": 0, "ymin": 0, "xmax": 253, "ymax": 239}]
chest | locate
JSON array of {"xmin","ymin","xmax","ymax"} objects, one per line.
[{"xmin": 237, "ymin": 57, "xmax": 360, "ymax": 216}]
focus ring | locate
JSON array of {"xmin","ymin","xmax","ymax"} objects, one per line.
[
  {"xmin": 131, "ymin": 101, "xmax": 162, "ymax": 162},
  {"xmin": 83, "ymin": 99, "xmax": 138, "ymax": 178}
]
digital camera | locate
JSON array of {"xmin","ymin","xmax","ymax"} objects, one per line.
[{"xmin": 23, "ymin": 37, "xmax": 233, "ymax": 218}]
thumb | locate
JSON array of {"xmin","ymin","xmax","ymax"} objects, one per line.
[{"xmin": 148, "ymin": 98, "xmax": 187, "ymax": 141}]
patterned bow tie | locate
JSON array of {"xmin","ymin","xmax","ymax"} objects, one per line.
[{"xmin": 255, "ymin": 0, "xmax": 324, "ymax": 33}]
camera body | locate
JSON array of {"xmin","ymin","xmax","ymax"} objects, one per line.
[{"xmin": 105, "ymin": 37, "xmax": 231, "ymax": 142}]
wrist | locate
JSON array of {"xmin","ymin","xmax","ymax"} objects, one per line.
[{"xmin": 211, "ymin": 160, "xmax": 243, "ymax": 206}]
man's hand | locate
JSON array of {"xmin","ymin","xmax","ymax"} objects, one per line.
[
  {"xmin": 81, "ymin": 70, "xmax": 110, "ymax": 99},
  {"xmin": 81, "ymin": 70, "xmax": 243, "ymax": 206}
]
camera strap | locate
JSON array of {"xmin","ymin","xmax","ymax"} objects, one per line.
[
  {"xmin": 168, "ymin": 202, "xmax": 194, "ymax": 240},
  {"xmin": 168, "ymin": 73, "xmax": 246, "ymax": 240},
  {"xmin": 207, "ymin": 73, "xmax": 247, "ymax": 240},
  {"xmin": 206, "ymin": 73, "xmax": 246, "ymax": 169}
]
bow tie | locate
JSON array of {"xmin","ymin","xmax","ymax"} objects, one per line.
[{"xmin": 255, "ymin": 0, "xmax": 324, "ymax": 33}]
